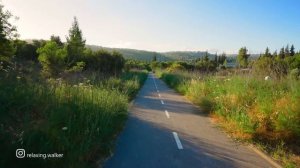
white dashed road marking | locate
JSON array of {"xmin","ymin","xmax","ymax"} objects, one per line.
[
  {"xmin": 173, "ymin": 132, "xmax": 183, "ymax": 149},
  {"xmin": 165, "ymin": 110, "xmax": 170, "ymax": 118}
]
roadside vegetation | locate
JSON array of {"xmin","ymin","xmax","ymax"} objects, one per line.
[
  {"xmin": 1, "ymin": 1, "xmax": 299, "ymax": 167},
  {"xmin": 0, "ymin": 4, "xmax": 147, "ymax": 167},
  {"xmin": 155, "ymin": 47, "xmax": 300, "ymax": 167}
]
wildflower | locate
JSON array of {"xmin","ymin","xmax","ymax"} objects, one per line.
[
  {"xmin": 265, "ymin": 76, "xmax": 271, "ymax": 80},
  {"xmin": 62, "ymin": 127, "xmax": 68, "ymax": 131}
]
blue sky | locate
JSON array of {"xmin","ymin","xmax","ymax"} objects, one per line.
[{"xmin": 2, "ymin": 0, "xmax": 300, "ymax": 53}]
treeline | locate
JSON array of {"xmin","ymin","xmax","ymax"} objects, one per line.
[
  {"xmin": 1, "ymin": 13, "xmax": 125, "ymax": 77},
  {"xmin": 149, "ymin": 45, "xmax": 300, "ymax": 79},
  {"xmin": 236, "ymin": 46, "xmax": 300, "ymax": 78},
  {"xmin": 150, "ymin": 51, "xmax": 229, "ymax": 72},
  {"xmin": 125, "ymin": 59, "xmax": 151, "ymax": 71}
]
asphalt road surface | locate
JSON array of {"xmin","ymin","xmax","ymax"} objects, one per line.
[{"xmin": 104, "ymin": 73, "xmax": 277, "ymax": 168}]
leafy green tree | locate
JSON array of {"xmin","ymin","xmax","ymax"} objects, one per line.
[
  {"xmin": 66, "ymin": 17, "xmax": 86, "ymax": 67},
  {"xmin": 50, "ymin": 35, "xmax": 63, "ymax": 47},
  {"xmin": 14, "ymin": 40, "xmax": 39, "ymax": 61},
  {"xmin": 0, "ymin": 3, "xmax": 18, "ymax": 64},
  {"xmin": 237, "ymin": 47, "xmax": 250, "ymax": 68},
  {"xmin": 37, "ymin": 41, "xmax": 67, "ymax": 77},
  {"xmin": 33, "ymin": 39, "xmax": 47, "ymax": 49},
  {"xmin": 84, "ymin": 49, "xmax": 125, "ymax": 74},
  {"xmin": 194, "ymin": 52, "xmax": 217, "ymax": 72},
  {"xmin": 167, "ymin": 62, "xmax": 184, "ymax": 72}
]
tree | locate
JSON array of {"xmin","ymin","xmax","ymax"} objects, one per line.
[
  {"xmin": 285, "ymin": 45, "xmax": 290, "ymax": 57},
  {"xmin": 152, "ymin": 53, "xmax": 157, "ymax": 62},
  {"xmin": 37, "ymin": 41, "xmax": 67, "ymax": 77},
  {"xmin": 290, "ymin": 44, "xmax": 295, "ymax": 56},
  {"xmin": 224, "ymin": 59, "xmax": 228, "ymax": 67},
  {"xmin": 237, "ymin": 47, "xmax": 250, "ymax": 68},
  {"xmin": 33, "ymin": 39, "xmax": 47, "ymax": 49},
  {"xmin": 264, "ymin": 47, "xmax": 271, "ymax": 57},
  {"xmin": 50, "ymin": 35, "xmax": 63, "ymax": 47},
  {"xmin": 279, "ymin": 47, "xmax": 285, "ymax": 59},
  {"xmin": 151, "ymin": 53, "xmax": 158, "ymax": 70},
  {"xmin": 273, "ymin": 50, "xmax": 278, "ymax": 59},
  {"xmin": 214, "ymin": 55, "xmax": 218, "ymax": 65},
  {"xmin": 219, "ymin": 53, "xmax": 227, "ymax": 65},
  {"xmin": 66, "ymin": 17, "xmax": 86, "ymax": 67},
  {"xmin": 0, "ymin": 3, "xmax": 18, "ymax": 64},
  {"xmin": 14, "ymin": 40, "xmax": 39, "ymax": 61},
  {"xmin": 204, "ymin": 51, "xmax": 209, "ymax": 62}
]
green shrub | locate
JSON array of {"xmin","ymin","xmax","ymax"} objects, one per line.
[{"xmin": 289, "ymin": 68, "xmax": 300, "ymax": 80}]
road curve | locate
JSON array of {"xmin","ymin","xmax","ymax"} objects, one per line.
[{"xmin": 104, "ymin": 73, "xmax": 277, "ymax": 168}]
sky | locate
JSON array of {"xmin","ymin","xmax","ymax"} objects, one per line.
[{"xmin": 2, "ymin": 0, "xmax": 300, "ymax": 54}]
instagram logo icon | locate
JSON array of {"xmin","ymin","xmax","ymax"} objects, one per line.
[{"xmin": 16, "ymin": 149, "xmax": 25, "ymax": 158}]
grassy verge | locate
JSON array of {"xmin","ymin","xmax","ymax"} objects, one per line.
[
  {"xmin": 158, "ymin": 71, "xmax": 300, "ymax": 167},
  {"xmin": 0, "ymin": 71, "xmax": 147, "ymax": 168}
]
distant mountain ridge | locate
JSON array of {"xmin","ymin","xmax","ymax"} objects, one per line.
[
  {"xmin": 25, "ymin": 39, "xmax": 259, "ymax": 61},
  {"xmin": 86, "ymin": 45, "xmax": 171, "ymax": 61},
  {"xmin": 87, "ymin": 45, "xmax": 260, "ymax": 61},
  {"xmin": 86, "ymin": 45, "xmax": 219, "ymax": 61}
]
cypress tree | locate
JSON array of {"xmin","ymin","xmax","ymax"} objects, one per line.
[
  {"xmin": 204, "ymin": 51, "xmax": 209, "ymax": 62},
  {"xmin": 264, "ymin": 47, "xmax": 271, "ymax": 57},
  {"xmin": 290, "ymin": 44, "xmax": 295, "ymax": 56},
  {"xmin": 66, "ymin": 17, "xmax": 86, "ymax": 67},
  {"xmin": 279, "ymin": 47, "xmax": 285, "ymax": 59},
  {"xmin": 285, "ymin": 45, "xmax": 290, "ymax": 57},
  {"xmin": 273, "ymin": 50, "xmax": 278, "ymax": 58}
]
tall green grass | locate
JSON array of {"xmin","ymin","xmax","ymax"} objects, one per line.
[
  {"xmin": 159, "ymin": 71, "xmax": 300, "ymax": 167},
  {"xmin": 0, "ymin": 71, "xmax": 147, "ymax": 167}
]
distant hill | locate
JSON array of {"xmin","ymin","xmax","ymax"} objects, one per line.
[
  {"xmin": 162, "ymin": 51, "xmax": 215, "ymax": 61},
  {"xmin": 87, "ymin": 45, "xmax": 261, "ymax": 61},
  {"xmin": 86, "ymin": 45, "xmax": 218, "ymax": 61},
  {"xmin": 25, "ymin": 39, "xmax": 260, "ymax": 61},
  {"xmin": 86, "ymin": 45, "xmax": 172, "ymax": 62}
]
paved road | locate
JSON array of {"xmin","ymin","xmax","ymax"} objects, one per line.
[{"xmin": 104, "ymin": 73, "xmax": 276, "ymax": 168}]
